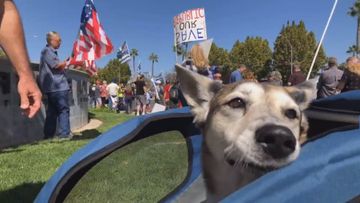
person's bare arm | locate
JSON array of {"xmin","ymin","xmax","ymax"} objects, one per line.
[
  {"xmin": 0, "ymin": 0, "xmax": 42, "ymax": 118},
  {"xmin": 56, "ymin": 61, "xmax": 67, "ymax": 70}
]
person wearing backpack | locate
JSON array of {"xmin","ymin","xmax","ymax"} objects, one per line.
[
  {"xmin": 169, "ymin": 81, "xmax": 180, "ymax": 109},
  {"xmin": 134, "ymin": 75, "xmax": 147, "ymax": 115}
]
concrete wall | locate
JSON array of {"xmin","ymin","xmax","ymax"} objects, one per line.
[{"xmin": 0, "ymin": 59, "xmax": 89, "ymax": 149}]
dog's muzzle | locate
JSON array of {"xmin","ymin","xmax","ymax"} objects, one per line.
[{"xmin": 255, "ymin": 124, "xmax": 296, "ymax": 159}]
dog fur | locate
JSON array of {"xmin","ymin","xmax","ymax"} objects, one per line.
[{"xmin": 175, "ymin": 65, "xmax": 316, "ymax": 203}]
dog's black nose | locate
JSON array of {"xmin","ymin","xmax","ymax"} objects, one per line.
[{"xmin": 255, "ymin": 125, "xmax": 296, "ymax": 159}]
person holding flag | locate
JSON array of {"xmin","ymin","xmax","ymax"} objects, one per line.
[
  {"xmin": 39, "ymin": 31, "xmax": 72, "ymax": 139},
  {"xmin": 40, "ymin": 0, "xmax": 114, "ymax": 139}
]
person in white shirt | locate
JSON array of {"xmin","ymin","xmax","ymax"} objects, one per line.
[{"xmin": 106, "ymin": 80, "xmax": 119, "ymax": 111}]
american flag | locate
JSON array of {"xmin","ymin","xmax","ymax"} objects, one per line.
[
  {"xmin": 117, "ymin": 41, "xmax": 131, "ymax": 64},
  {"xmin": 68, "ymin": 0, "xmax": 113, "ymax": 75}
]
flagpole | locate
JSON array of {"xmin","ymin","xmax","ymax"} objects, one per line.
[
  {"xmin": 119, "ymin": 66, "xmax": 121, "ymax": 83},
  {"xmin": 306, "ymin": 0, "xmax": 338, "ymax": 80},
  {"xmin": 183, "ymin": 43, "xmax": 188, "ymax": 61},
  {"xmin": 175, "ymin": 44, "xmax": 178, "ymax": 64}
]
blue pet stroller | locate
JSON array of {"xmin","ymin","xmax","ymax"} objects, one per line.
[{"xmin": 35, "ymin": 91, "xmax": 360, "ymax": 203}]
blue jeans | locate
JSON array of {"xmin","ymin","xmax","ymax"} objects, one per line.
[
  {"xmin": 44, "ymin": 90, "xmax": 70, "ymax": 138},
  {"xmin": 125, "ymin": 97, "xmax": 132, "ymax": 114}
]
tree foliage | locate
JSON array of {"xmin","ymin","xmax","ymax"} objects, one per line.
[
  {"xmin": 130, "ymin": 48, "xmax": 138, "ymax": 73},
  {"xmin": 273, "ymin": 21, "xmax": 327, "ymax": 81},
  {"xmin": 229, "ymin": 37, "xmax": 272, "ymax": 79},
  {"xmin": 149, "ymin": 53, "xmax": 159, "ymax": 77},
  {"xmin": 173, "ymin": 44, "xmax": 187, "ymax": 61},
  {"xmin": 349, "ymin": 0, "xmax": 360, "ymax": 56},
  {"xmin": 347, "ymin": 45, "xmax": 359, "ymax": 56},
  {"xmin": 208, "ymin": 43, "xmax": 232, "ymax": 80},
  {"xmin": 92, "ymin": 59, "xmax": 131, "ymax": 84},
  {"xmin": 209, "ymin": 43, "xmax": 231, "ymax": 67}
]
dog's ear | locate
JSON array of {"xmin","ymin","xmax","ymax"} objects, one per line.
[
  {"xmin": 175, "ymin": 64, "xmax": 222, "ymax": 126},
  {"xmin": 285, "ymin": 79, "xmax": 317, "ymax": 110}
]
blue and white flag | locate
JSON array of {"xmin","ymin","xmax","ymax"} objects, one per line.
[
  {"xmin": 137, "ymin": 61, "xmax": 141, "ymax": 71},
  {"xmin": 117, "ymin": 41, "xmax": 131, "ymax": 64}
]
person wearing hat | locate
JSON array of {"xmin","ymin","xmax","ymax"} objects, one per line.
[{"xmin": 317, "ymin": 57, "xmax": 343, "ymax": 99}]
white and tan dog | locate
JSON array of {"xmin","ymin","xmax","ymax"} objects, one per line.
[{"xmin": 175, "ymin": 65, "xmax": 316, "ymax": 203}]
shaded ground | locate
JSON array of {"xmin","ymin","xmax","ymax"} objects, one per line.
[{"xmin": 0, "ymin": 109, "xmax": 187, "ymax": 202}]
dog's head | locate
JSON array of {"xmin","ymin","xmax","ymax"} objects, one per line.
[{"xmin": 176, "ymin": 65, "xmax": 316, "ymax": 169}]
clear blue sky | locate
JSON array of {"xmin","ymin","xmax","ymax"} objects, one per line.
[{"xmin": 15, "ymin": 0, "xmax": 356, "ymax": 74}]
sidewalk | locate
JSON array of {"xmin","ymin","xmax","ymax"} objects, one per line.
[{"xmin": 73, "ymin": 119, "xmax": 103, "ymax": 133}]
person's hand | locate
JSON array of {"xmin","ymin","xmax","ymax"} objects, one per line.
[
  {"xmin": 59, "ymin": 61, "xmax": 67, "ymax": 70},
  {"xmin": 17, "ymin": 75, "xmax": 42, "ymax": 118}
]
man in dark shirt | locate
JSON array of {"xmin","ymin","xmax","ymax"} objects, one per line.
[
  {"xmin": 287, "ymin": 64, "xmax": 305, "ymax": 86},
  {"xmin": 39, "ymin": 31, "xmax": 71, "ymax": 139},
  {"xmin": 134, "ymin": 75, "xmax": 146, "ymax": 116}
]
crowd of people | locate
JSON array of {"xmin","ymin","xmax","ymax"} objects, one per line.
[
  {"xmin": 227, "ymin": 56, "xmax": 360, "ymax": 100},
  {"xmin": 89, "ymin": 76, "xmax": 186, "ymax": 115},
  {"xmin": 90, "ymin": 44, "xmax": 360, "ymax": 118}
]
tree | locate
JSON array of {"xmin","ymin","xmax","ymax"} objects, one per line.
[
  {"xmin": 273, "ymin": 21, "xmax": 327, "ymax": 82},
  {"xmin": 229, "ymin": 37, "xmax": 273, "ymax": 79},
  {"xmin": 173, "ymin": 44, "xmax": 187, "ymax": 61},
  {"xmin": 347, "ymin": 45, "xmax": 359, "ymax": 56},
  {"xmin": 94, "ymin": 59, "xmax": 131, "ymax": 84},
  {"xmin": 130, "ymin": 48, "xmax": 138, "ymax": 74},
  {"xmin": 208, "ymin": 43, "xmax": 232, "ymax": 80},
  {"xmin": 149, "ymin": 53, "xmax": 159, "ymax": 77},
  {"xmin": 209, "ymin": 43, "xmax": 231, "ymax": 67},
  {"xmin": 349, "ymin": 0, "xmax": 360, "ymax": 56}
]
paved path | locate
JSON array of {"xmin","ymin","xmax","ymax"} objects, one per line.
[{"xmin": 73, "ymin": 119, "xmax": 103, "ymax": 133}]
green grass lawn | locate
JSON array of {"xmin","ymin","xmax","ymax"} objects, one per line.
[{"xmin": 0, "ymin": 109, "xmax": 188, "ymax": 203}]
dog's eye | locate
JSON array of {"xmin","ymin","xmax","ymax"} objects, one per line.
[
  {"xmin": 227, "ymin": 98, "xmax": 245, "ymax": 109},
  {"xmin": 285, "ymin": 109, "xmax": 298, "ymax": 119}
]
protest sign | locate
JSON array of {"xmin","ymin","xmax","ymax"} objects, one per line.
[{"xmin": 173, "ymin": 8, "xmax": 207, "ymax": 45}]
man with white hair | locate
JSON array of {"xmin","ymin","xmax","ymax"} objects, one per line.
[{"xmin": 39, "ymin": 31, "xmax": 72, "ymax": 139}]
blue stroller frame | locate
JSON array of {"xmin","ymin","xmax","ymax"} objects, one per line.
[{"xmin": 35, "ymin": 91, "xmax": 360, "ymax": 203}]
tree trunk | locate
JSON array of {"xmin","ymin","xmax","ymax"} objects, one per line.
[
  {"xmin": 357, "ymin": 17, "xmax": 360, "ymax": 57},
  {"xmin": 132, "ymin": 56, "xmax": 135, "ymax": 75},
  {"xmin": 151, "ymin": 61, "xmax": 154, "ymax": 77}
]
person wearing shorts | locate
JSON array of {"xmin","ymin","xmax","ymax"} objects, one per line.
[{"xmin": 135, "ymin": 75, "xmax": 146, "ymax": 116}]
